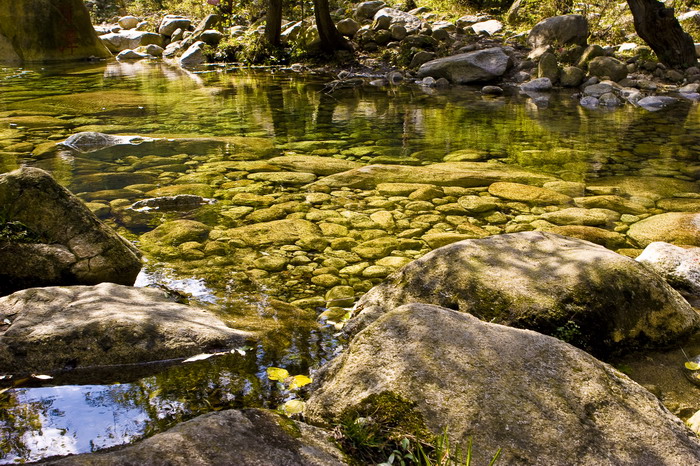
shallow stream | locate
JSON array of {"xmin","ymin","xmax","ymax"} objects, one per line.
[{"xmin": 1, "ymin": 60, "xmax": 699, "ymax": 463}]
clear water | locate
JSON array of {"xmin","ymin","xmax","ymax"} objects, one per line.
[{"xmin": 0, "ymin": 60, "xmax": 698, "ymax": 462}]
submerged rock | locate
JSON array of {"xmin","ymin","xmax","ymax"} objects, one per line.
[
  {"xmin": 347, "ymin": 231, "xmax": 698, "ymax": 356},
  {"xmin": 416, "ymin": 47, "xmax": 511, "ymax": 84},
  {"xmin": 0, "ymin": 167, "xmax": 141, "ymax": 296},
  {"xmin": 0, "ymin": 283, "xmax": 252, "ymax": 373},
  {"xmin": 628, "ymin": 213, "xmax": 700, "ymax": 247},
  {"xmin": 306, "ymin": 303, "xmax": 700, "ymax": 465},
  {"xmin": 310, "ymin": 163, "xmax": 556, "ymax": 190},
  {"xmin": 0, "ymin": 0, "xmax": 111, "ymax": 63},
  {"xmin": 44, "ymin": 408, "xmax": 344, "ymax": 465}
]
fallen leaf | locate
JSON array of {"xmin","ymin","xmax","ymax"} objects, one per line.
[
  {"xmin": 281, "ymin": 399, "xmax": 305, "ymax": 415},
  {"xmin": 288, "ymin": 374, "xmax": 312, "ymax": 390},
  {"xmin": 267, "ymin": 367, "xmax": 289, "ymax": 381},
  {"xmin": 685, "ymin": 361, "xmax": 700, "ymax": 371}
]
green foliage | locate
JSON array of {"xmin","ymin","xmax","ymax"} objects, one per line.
[
  {"xmin": 0, "ymin": 221, "xmax": 42, "ymax": 243},
  {"xmin": 553, "ymin": 320, "xmax": 582, "ymax": 345},
  {"xmin": 334, "ymin": 392, "xmax": 501, "ymax": 466}
]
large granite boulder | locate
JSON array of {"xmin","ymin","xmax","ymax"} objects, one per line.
[
  {"xmin": 627, "ymin": 212, "xmax": 700, "ymax": 247},
  {"xmin": 306, "ymin": 303, "xmax": 700, "ymax": 465},
  {"xmin": 347, "ymin": 231, "xmax": 698, "ymax": 356},
  {"xmin": 0, "ymin": 283, "xmax": 252, "ymax": 373},
  {"xmin": 527, "ymin": 14, "xmax": 589, "ymax": 49},
  {"xmin": 416, "ymin": 47, "xmax": 511, "ymax": 84},
  {"xmin": 0, "ymin": 0, "xmax": 111, "ymax": 63},
  {"xmin": 0, "ymin": 167, "xmax": 142, "ymax": 296},
  {"xmin": 100, "ymin": 30, "xmax": 164, "ymax": 53},
  {"xmin": 43, "ymin": 408, "xmax": 345, "ymax": 465}
]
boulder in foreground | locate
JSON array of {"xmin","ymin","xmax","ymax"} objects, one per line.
[
  {"xmin": 348, "ymin": 231, "xmax": 698, "ymax": 356},
  {"xmin": 43, "ymin": 408, "xmax": 345, "ymax": 465},
  {"xmin": 307, "ymin": 303, "xmax": 700, "ymax": 465},
  {"xmin": 0, "ymin": 283, "xmax": 252, "ymax": 373},
  {"xmin": 0, "ymin": 167, "xmax": 142, "ymax": 296}
]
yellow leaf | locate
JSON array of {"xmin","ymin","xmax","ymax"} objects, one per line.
[
  {"xmin": 282, "ymin": 399, "xmax": 305, "ymax": 415},
  {"xmin": 267, "ymin": 367, "xmax": 290, "ymax": 381},
  {"xmin": 685, "ymin": 361, "xmax": 700, "ymax": 371},
  {"xmin": 288, "ymin": 375, "xmax": 312, "ymax": 390}
]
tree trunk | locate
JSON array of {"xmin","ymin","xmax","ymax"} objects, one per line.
[
  {"xmin": 265, "ymin": 0, "xmax": 283, "ymax": 46},
  {"xmin": 313, "ymin": 0, "xmax": 351, "ymax": 53},
  {"xmin": 627, "ymin": 0, "xmax": 697, "ymax": 69}
]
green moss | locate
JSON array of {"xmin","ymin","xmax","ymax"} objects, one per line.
[
  {"xmin": 336, "ymin": 391, "xmax": 433, "ymax": 465},
  {"xmin": 276, "ymin": 415, "xmax": 302, "ymax": 439}
]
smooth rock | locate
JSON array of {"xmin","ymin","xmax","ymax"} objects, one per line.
[
  {"xmin": 521, "ymin": 77, "xmax": 553, "ymax": 92},
  {"xmin": 307, "ymin": 303, "xmax": 700, "ymax": 465},
  {"xmin": 527, "ymin": 15, "xmax": 588, "ymax": 49},
  {"xmin": 159, "ymin": 15, "xmax": 191, "ymax": 36},
  {"xmin": 179, "ymin": 41, "xmax": 206, "ymax": 68},
  {"xmin": 488, "ymin": 181, "xmax": 571, "ymax": 205},
  {"xmin": 588, "ymin": 56, "xmax": 627, "ymax": 82},
  {"xmin": 0, "ymin": 283, "xmax": 251, "ymax": 373},
  {"xmin": 628, "ymin": 213, "xmax": 700, "ymax": 247},
  {"xmin": 310, "ymin": 163, "xmax": 556, "ymax": 190},
  {"xmin": 637, "ymin": 242, "xmax": 700, "ymax": 301},
  {"xmin": 416, "ymin": 47, "xmax": 510, "ymax": 84},
  {"xmin": 346, "ymin": 231, "xmax": 697, "ymax": 356},
  {"xmin": 638, "ymin": 96, "xmax": 678, "ymax": 111},
  {"xmin": 0, "ymin": 168, "xmax": 141, "ymax": 296},
  {"xmin": 44, "ymin": 408, "xmax": 344, "ymax": 465},
  {"xmin": 118, "ymin": 16, "xmax": 139, "ymax": 30}
]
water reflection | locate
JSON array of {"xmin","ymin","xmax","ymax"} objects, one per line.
[{"xmin": 0, "ymin": 61, "xmax": 698, "ymax": 463}]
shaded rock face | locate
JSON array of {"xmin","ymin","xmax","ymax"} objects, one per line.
[
  {"xmin": 0, "ymin": 167, "xmax": 142, "ymax": 296},
  {"xmin": 416, "ymin": 47, "xmax": 511, "ymax": 84},
  {"xmin": 0, "ymin": 283, "xmax": 252, "ymax": 373},
  {"xmin": 347, "ymin": 231, "xmax": 698, "ymax": 357},
  {"xmin": 43, "ymin": 408, "xmax": 345, "ymax": 465},
  {"xmin": 527, "ymin": 14, "xmax": 589, "ymax": 49},
  {"xmin": 0, "ymin": 0, "xmax": 111, "ymax": 63},
  {"xmin": 306, "ymin": 303, "xmax": 700, "ymax": 466}
]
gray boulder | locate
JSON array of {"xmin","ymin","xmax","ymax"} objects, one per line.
[
  {"xmin": 159, "ymin": 15, "xmax": 192, "ymax": 36},
  {"xmin": 0, "ymin": 167, "xmax": 141, "ymax": 296},
  {"xmin": 199, "ymin": 29, "xmax": 224, "ymax": 46},
  {"xmin": 347, "ymin": 231, "xmax": 698, "ymax": 356},
  {"xmin": 637, "ymin": 95, "xmax": 678, "ymax": 111},
  {"xmin": 521, "ymin": 77, "xmax": 552, "ymax": 92},
  {"xmin": 527, "ymin": 14, "xmax": 588, "ymax": 49},
  {"xmin": 637, "ymin": 241, "xmax": 700, "ymax": 304},
  {"xmin": 416, "ymin": 47, "xmax": 511, "ymax": 84},
  {"xmin": 588, "ymin": 56, "xmax": 627, "ymax": 81},
  {"xmin": 355, "ymin": 1, "xmax": 386, "ymax": 20},
  {"xmin": 116, "ymin": 49, "xmax": 149, "ymax": 61},
  {"xmin": 118, "ymin": 15, "xmax": 139, "ymax": 30},
  {"xmin": 179, "ymin": 41, "xmax": 206, "ymax": 68},
  {"xmin": 0, "ymin": 283, "xmax": 252, "ymax": 373},
  {"xmin": 373, "ymin": 8, "xmax": 421, "ymax": 33},
  {"xmin": 337, "ymin": 18, "xmax": 360, "ymax": 37},
  {"xmin": 306, "ymin": 303, "xmax": 700, "ymax": 465},
  {"xmin": 42, "ymin": 408, "xmax": 345, "ymax": 464},
  {"xmin": 100, "ymin": 30, "xmax": 163, "ymax": 53}
]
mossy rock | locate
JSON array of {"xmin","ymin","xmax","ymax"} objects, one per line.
[
  {"xmin": 627, "ymin": 213, "xmax": 700, "ymax": 247},
  {"xmin": 0, "ymin": 0, "xmax": 111, "ymax": 63},
  {"xmin": 488, "ymin": 181, "xmax": 572, "ymax": 205},
  {"xmin": 140, "ymin": 220, "xmax": 211, "ymax": 252},
  {"xmin": 347, "ymin": 231, "xmax": 698, "ymax": 357}
]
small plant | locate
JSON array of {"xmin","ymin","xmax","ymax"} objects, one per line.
[
  {"xmin": 334, "ymin": 392, "xmax": 502, "ymax": 465},
  {"xmin": 553, "ymin": 320, "xmax": 582, "ymax": 345}
]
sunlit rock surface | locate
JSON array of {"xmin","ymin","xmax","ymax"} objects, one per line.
[
  {"xmin": 307, "ymin": 303, "xmax": 700, "ymax": 465},
  {"xmin": 0, "ymin": 167, "xmax": 142, "ymax": 296},
  {"xmin": 347, "ymin": 231, "xmax": 698, "ymax": 356},
  {"xmin": 0, "ymin": 283, "xmax": 252, "ymax": 373}
]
